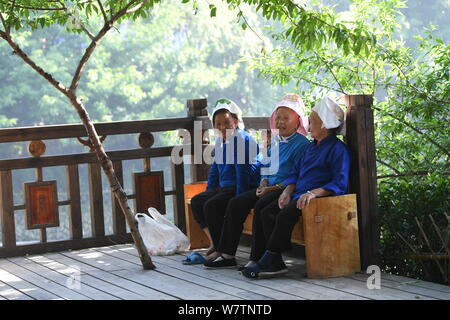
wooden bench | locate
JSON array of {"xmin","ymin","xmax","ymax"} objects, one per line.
[{"xmin": 184, "ymin": 182, "xmax": 361, "ymax": 278}]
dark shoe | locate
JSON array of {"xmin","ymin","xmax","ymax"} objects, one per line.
[
  {"xmin": 203, "ymin": 255, "xmax": 237, "ymax": 269},
  {"xmin": 241, "ymin": 264, "xmax": 261, "ymax": 279},
  {"xmin": 241, "ymin": 257, "xmax": 288, "ymax": 279},
  {"xmin": 259, "ymin": 257, "xmax": 288, "ymax": 278}
]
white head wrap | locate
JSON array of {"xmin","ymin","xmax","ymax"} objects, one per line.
[
  {"xmin": 211, "ymin": 98, "xmax": 245, "ymax": 130},
  {"xmin": 269, "ymin": 94, "xmax": 309, "ymax": 137},
  {"xmin": 311, "ymin": 96, "xmax": 346, "ymax": 135}
]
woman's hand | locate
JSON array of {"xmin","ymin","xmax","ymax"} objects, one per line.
[
  {"xmin": 278, "ymin": 191, "xmax": 291, "ymax": 209},
  {"xmin": 256, "ymin": 179, "xmax": 268, "ymax": 196},
  {"xmin": 256, "ymin": 186, "xmax": 277, "ymax": 198},
  {"xmin": 296, "ymin": 191, "xmax": 317, "ymax": 210}
]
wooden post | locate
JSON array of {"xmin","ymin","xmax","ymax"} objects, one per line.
[
  {"xmin": 186, "ymin": 99, "xmax": 210, "ymax": 182},
  {"xmin": 66, "ymin": 164, "xmax": 83, "ymax": 239},
  {"xmin": 344, "ymin": 94, "xmax": 381, "ymax": 270},
  {"xmin": 171, "ymin": 162, "xmax": 186, "ymax": 233},
  {"xmin": 0, "ymin": 170, "xmax": 16, "ymax": 249}
]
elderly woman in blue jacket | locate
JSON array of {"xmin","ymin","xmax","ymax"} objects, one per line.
[
  {"xmin": 242, "ymin": 96, "xmax": 351, "ymax": 279},
  {"xmin": 188, "ymin": 99, "xmax": 260, "ymax": 262}
]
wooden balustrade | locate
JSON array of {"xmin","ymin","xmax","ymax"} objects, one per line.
[{"xmin": 0, "ymin": 104, "xmax": 270, "ymax": 258}]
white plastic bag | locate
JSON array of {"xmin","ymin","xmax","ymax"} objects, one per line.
[{"xmin": 135, "ymin": 207, "xmax": 190, "ymax": 256}]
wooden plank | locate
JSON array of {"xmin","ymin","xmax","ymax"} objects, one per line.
[
  {"xmin": 111, "ymin": 161, "xmax": 126, "ymax": 236},
  {"xmin": 183, "ymin": 184, "xmax": 210, "ymax": 249},
  {"xmin": 344, "ymin": 95, "xmax": 380, "ymax": 269},
  {"xmin": 380, "ymin": 273, "xmax": 450, "ymax": 294},
  {"xmin": 302, "ymin": 194, "xmax": 360, "ymax": 278},
  {"xmin": 0, "ymin": 234, "xmax": 132, "ymax": 258},
  {"xmin": 41, "ymin": 252, "xmax": 177, "ymax": 300},
  {"xmin": 64, "ymin": 247, "xmax": 239, "ymax": 300},
  {"xmin": 67, "ymin": 165, "xmax": 83, "ymax": 239},
  {"xmin": 0, "ymin": 279, "xmax": 34, "ymax": 300},
  {"xmin": 363, "ymin": 107, "xmax": 381, "ymax": 266},
  {"xmin": 24, "ymin": 181, "xmax": 59, "ymax": 229},
  {"xmin": 94, "ymin": 246, "xmax": 273, "ymax": 300},
  {"xmin": 171, "ymin": 163, "xmax": 186, "ymax": 233},
  {"xmin": 88, "ymin": 162, "xmax": 105, "ymax": 237},
  {"xmin": 134, "ymin": 171, "xmax": 165, "ymax": 214},
  {"xmin": 298, "ymin": 275, "xmax": 435, "ymax": 300},
  {"xmin": 0, "ymin": 258, "xmax": 90, "ymax": 300},
  {"xmin": 26, "ymin": 255, "xmax": 145, "ymax": 300},
  {"xmin": 345, "ymin": 273, "xmax": 450, "ymax": 300},
  {"xmin": 115, "ymin": 244, "xmax": 362, "ymax": 300},
  {"xmin": 0, "ymin": 117, "xmax": 194, "ymax": 143},
  {"xmin": 0, "ymin": 170, "xmax": 15, "ymax": 249},
  {"xmin": 60, "ymin": 249, "xmax": 129, "ymax": 272},
  {"xmin": 233, "ymin": 248, "xmax": 367, "ymax": 300},
  {"xmin": 6, "ymin": 255, "xmax": 122, "ymax": 300},
  {"xmin": 0, "ymin": 147, "xmax": 173, "ymax": 170},
  {"xmin": 0, "ymin": 267, "xmax": 62, "ymax": 300}
]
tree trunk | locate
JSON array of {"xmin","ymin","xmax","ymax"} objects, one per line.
[{"xmin": 68, "ymin": 94, "xmax": 155, "ymax": 270}]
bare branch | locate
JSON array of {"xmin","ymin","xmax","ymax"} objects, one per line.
[
  {"xmin": 376, "ymin": 158, "xmax": 401, "ymax": 175},
  {"xmin": 97, "ymin": 0, "xmax": 108, "ymax": 23},
  {"xmin": 69, "ymin": 0, "xmax": 140, "ymax": 93},
  {"xmin": 78, "ymin": 21, "xmax": 95, "ymax": 40},
  {"xmin": 373, "ymin": 106, "xmax": 450, "ymax": 159},
  {"xmin": 0, "ymin": 30, "xmax": 68, "ymax": 97},
  {"xmin": 126, "ymin": 0, "xmax": 149, "ymax": 14},
  {"xmin": 0, "ymin": 12, "xmax": 8, "ymax": 35}
]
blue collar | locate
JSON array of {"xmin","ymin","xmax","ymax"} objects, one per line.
[{"xmin": 277, "ymin": 131, "xmax": 298, "ymax": 143}]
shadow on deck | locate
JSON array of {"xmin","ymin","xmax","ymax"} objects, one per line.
[{"xmin": 0, "ymin": 243, "xmax": 448, "ymax": 300}]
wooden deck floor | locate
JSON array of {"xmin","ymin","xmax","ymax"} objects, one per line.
[{"xmin": 0, "ymin": 243, "xmax": 448, "ymax": 300}]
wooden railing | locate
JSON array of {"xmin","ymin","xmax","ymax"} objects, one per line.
[{"xmin": 0, "ymin": 98, "xmax": 269, "ymax": 258}]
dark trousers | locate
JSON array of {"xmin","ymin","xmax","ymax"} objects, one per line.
[
  {"xmin": 217, "ymin": 188, "xmax": 283, "ymax": 256},
  {"xmin": 190, "ymin": 186, "xmax": 236, "ymax": 249},
  {"xmin": 251, "ymin": 199, "xmax": 301, "ymax": 261}
]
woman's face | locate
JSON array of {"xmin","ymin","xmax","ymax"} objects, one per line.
[
  {"xmin": 214, "ymin": 112, "xmax": 238, "ymax": 140},
  {"xmin": 274, "ymin": 107, "xmax": 300, "ymax": 137},
  {"xmin": 309, "ymin": 111, "xmax": 327, "ymax": 140}
]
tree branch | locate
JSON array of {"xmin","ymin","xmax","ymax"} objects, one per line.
[
  {"xmin": 373, "ymin": 106, "xmax": 450, "ymax": 158},
  {"xmin": 126, "ymin": 0, "xmax": 149, "ymax": 14},
  {"xmin": 0, "ymin": 29, "xmax": 68, "ymax": 97},
  {"xmin": 97, "ymin": 0, "xmax": 108, "ymax": 23},
  {"xmin": 376, "ymin": 158, "xmax": 401, "ymax": 175},
  {"xmin": 0, "ymin": 12, "xmax": 8, "ymax": 35},
  {"xmin": 69, "ymin": 0, "xmax": 139, "ymax": 93}
]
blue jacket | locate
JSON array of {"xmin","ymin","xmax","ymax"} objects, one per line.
[
  {"xmin": 282, "ymin": 135, "xmax": 351, "ymax": 200},
  {"xmin": 258, "ymin": 132, "xmax": 310, "ymax": 186},
  {"xmin": 207, "ymin": 129, "xmax": 260, "ymax": 195}
]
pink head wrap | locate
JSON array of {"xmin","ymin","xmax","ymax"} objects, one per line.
[{"xmin": 269, "ymin": 94, "xmax": 309, "ymax": 137}]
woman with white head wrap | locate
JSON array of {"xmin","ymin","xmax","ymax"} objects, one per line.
[
  {"xmin": 203, "ymin": 94, "xmax": 310, "ymax": 269},
  {"xmin": 242, "ymin": 96, "xmax": 351, "ymax": 279},
  {"xmin": 187, "ymin": 98, "xmax": 259, "ymax": 264}
]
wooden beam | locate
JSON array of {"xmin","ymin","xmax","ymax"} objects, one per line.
[
  {"xmin": 0, "ymin": 117, "xmax": 194, "ymax": 143},
  {"xmin": 344, "ymin": 94, "xmax": 380, "ymax": 270},
  {"xmin": 112, "ymin": 161, "xmax": 127, "ymax": 236},
  {"xmin": 171, "ymin": 162, "xmax": 186, "ymax": 233},
  {"xmin": 0, "ymin": 147, "xmax": 174, "ymax": 170},
  {"xmin": 88, "ymin": 162, "xmax": 105, "ymax": 237},
  {"xmin": 66, "ymin": 165, "xmax": 83, "ymax": 239},
  {"xmin": 0, "ymin": 170, "xmax": 16, "ymax": 249}
]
